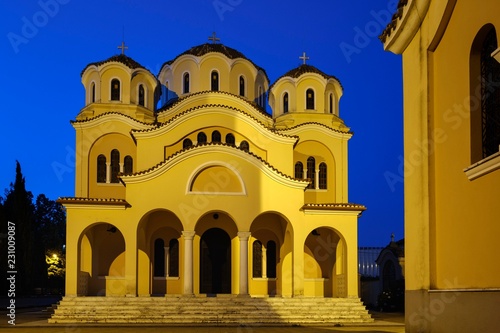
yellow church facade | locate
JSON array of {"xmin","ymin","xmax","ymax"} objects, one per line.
[
  {"xmin": 59, "ymin": 42, "xmax": 365, "ymax": 300},
  {"xmin": 381, "ymin": 0, "xmax": 500, "ymax": 332}
]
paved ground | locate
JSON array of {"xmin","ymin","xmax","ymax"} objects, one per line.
[{"xmin": 0, "ymin": 297, "xmax": 405, "ymax": 333}]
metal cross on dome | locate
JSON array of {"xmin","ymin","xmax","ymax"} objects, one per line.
[
  {"xmin": 208, "ymin": 32, "xmax": 221, "ymax": 44},
  {"xmin": 299, "ymin": 52, "xmax": 310, "ymax": 65},
  {"xmin": 118, "ymin": 41, "xmax": 128, "ymax": 55}
]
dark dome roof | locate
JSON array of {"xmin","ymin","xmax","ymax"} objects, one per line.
[
  {"xmin": 81, "ymin": 54, "xmax": 148, "ymax": 76},
  {"xmin": 159, "ymin": 43, "xmax": 269, "ymax": 82},
  {"xmin": 270, "ymin": 64, "xmax": 342, "ymax": 90}
]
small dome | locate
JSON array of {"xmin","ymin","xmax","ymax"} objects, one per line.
[
  {"xmin": 270, "ymin": 64, "xmax": 342, "ymax": 90},
  {"xmin": 81, "ymin": 54, "xmax": 149, "ymax": 76}
]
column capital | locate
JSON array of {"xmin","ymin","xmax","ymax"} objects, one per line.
[
  {"xmin": 237, "ymin": 231, "xmax": 251, "ymax": 240},
  {"xmin": 182, "ymin": 230, "xmax": 196, "ymax": 240}
]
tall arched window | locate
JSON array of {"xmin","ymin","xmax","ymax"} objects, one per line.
[
  {"xmin": 110, "ymin": 149, "xmax": 120, "ymax": 183},
  {"xmin": 211, "ymin": 71, "xmax": 219, "ymax": 91},
  {"xmin": 294, "ymin": 161, "xmax": 303, "ymax": 179},
  {"xmin": 154, "ymin": 238, "xmax": 165, "ymax": 277},
  {"xmin": 307, "ymin": 156, "xmax": 315, "ymax": 189},
  {"xmin": 239, "ymin": 76, "xmax": 245, "ymax": 96},
  {"xmin": 240, "ymin": 140, "xmax": 249, "ymax": 152},
  {"xmin": 226, "ymin": 133, "xmax": 235, "ymax": 146},
  {"xmin": 97, "ymin": 154, "xmax": 106, "ymax": 183},
  {"xmin": 266, "ymin": 241, "xmax": 277, "ymax": 278},
  {"xmin": 168, "ymin": 239, "xmax": 179, "ymax": 277},
  {"xmin": 212, "ymin": 130, "xmax": 221, "ymax": 143},
  {"xmin": 197, "ymin": 132, "xmax": 207, "ymax": 144},
  {"xmin": 183, "ymin": 72, "xmax": 190, "ymax": 94},
  {"xmin": 183, "ymin": 138, "xmax": 193, "ymax": 149},
  {"xmin": 319, "ymin": 162, "xmax": 327, "ymax": 189},
  {"xmin": 252, "ymin": 240, "xmax": 262, "ymax": 278},
  {"xmin": 480, "ymin": 28, "xmax": 500, "ymax": 159},
  {"xmin": 111, "ymin": 79, "xmax": 120, "ymax": 101},
  {"xmin": 306, "ymin": 88, "xmax": 315, "ymax": 109},
  {"xmin": 329, "ymin": 93, "xmax": 333, "ymax": 114},
  {"xmin": 283, "ymin": 92, "xmax": 289, "ymax": 113},
  {"xmin": 124, "ymin": 155, "xmax": 133, "ymax": 174},
  {"xmin": 91, "ymin": 82, "xmax": 96, "ymax": 103},
  {"xmin": 138, "ymin": 84, "xmax": 145, "ymax": 106}
]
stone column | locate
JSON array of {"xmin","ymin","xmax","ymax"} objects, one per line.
[
  {"xmin": 315, "ymin": 168, "xmax": 320, "ymax": 190},
  {"xmin": 105, "ymin": 162, "xmax": 111, "ymax": 183},
  {"xmin": 238, "ymin": 232, "xmax": 251, "ymax": 296},
  {"xmin": 262, "ymin": 246, "xmax": 267, "ymax": 279},
  {"xmin": 182, "ymin": 231, "xmax": 195, "ymax": 295},
  {"xmin": 164, "ymin": 247, "xmax": 170, "ymax": 277}
]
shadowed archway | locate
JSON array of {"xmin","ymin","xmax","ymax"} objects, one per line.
[{"xmin": 199, "ymin": 227, "xmax": 231, "ymax": 294}]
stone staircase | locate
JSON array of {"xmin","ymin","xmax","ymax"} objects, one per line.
[{"xmin": 49, "ymin": 295, "xmax": 373, "ymax": 326}]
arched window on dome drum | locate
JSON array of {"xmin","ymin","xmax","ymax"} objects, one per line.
[
  {"xmin": 197, "ymin": 132, "xmax": 207, "ymax": 144},
  {"xmin": 183, "ymin": 138, "xmax": 193, "ymax": 149},
  {"xmin": 183, "ymin": 72, "xmax": 190, "ymax": 94},
  {"xmin": 212, "ymin": 130, "xmax": 221, "ymax": 143},
  {"xmin": 240, "ymin": 140, "xmax": 249, "ymax": 152},
  {"xmin": 97, "ymin": 154, "xmax": 106, "ymax": 183},
  {"xmin": 124, "ymin": 155, "xmax": 133, "ymax": 175},
  {"xmin": 329, "ymin": 93, "xmax": 333, "ymax": 114},
  {"xmin": 267, "ymin": 241, "xmax": 277, "ymax": 278},
  {"xmin": 226, "ymin": 133, "xmax": 235, "ymax": 146},
  {"xmin": 211, "ymin": 71, "xmax": 219, "ymax": 91},
  {"xmin": 168, "ymin": 239, "xmax": 179, "ymax": 277},
  {"xmin": 283, "ymin": 93, "xmax": 289, "ymax": 113},
  {"xmin": 111, "ymin": 79, "xmax": 120, "ymax": 101},
  {"xmin": 307, "ymin": 156, "xmax": 315, "ymax": 189},
  {"xmin": 239, "ymin": 76, "xmax": 245, "ymax": 96},
  {"xmin": 138, "ymin": 84, "xmax": 145, "ymax": 106},
  {"xmin": 110, "ymin": 149, "xmax": 120, "ymax": 183},
  {"xmin": 294, "ymin": 161, "xmax": 303, "ymax": 179},
  {"xmin": 91, "ymin": 82, "xmax": 96, "ymax": 103},
  {"xmin": 252, "ymin": 240, "xmax": 262, "ymax": 278},
  {"xmin": 306, "ymin": 89, "xmax": 315, "ymax": 110},
  {"xmin": 154, "ymin": 238, "xmax": 165, "ymax": 277},
  {"xmin": 319, "ymin": 162, "xmax": 327, "ymax": 189}
]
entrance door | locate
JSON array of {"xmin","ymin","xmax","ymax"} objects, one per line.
[{"xmin": 200, "ymin": 228, "xmax": 231, "ymax": 294}]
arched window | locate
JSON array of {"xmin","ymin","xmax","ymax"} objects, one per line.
[
  {"xmin": 183, "ymin": 72, "xmax": 190, "ymax": 94},
  {"xmin": 239, "ymin": 76, "xmax": 245, "ymax": 96},
  {"xmin": 183, "ymin": 138, "xmax": 193, "ymax": 149},
  {"xmin": 258, "ymin": 86, "xmax": 263, "ymax": 107},
  {"xmin": 329, "ymin": 93, "xmax": 333, "ymax": 114},
  {"xmin": 294, "ymin": 161, "xmax": 303, "ymax": 179},
  {"xmin": 226, "ymin": 133, "xmax": 235, "ymax": 145},
  {"xmin": 154, "ymin": 238, "xmax": 165, "ymax": 277},
  {"xmin": 479, "ymin": 27, "xmax": 500, "ymax": 159},
  {"xmin": 124, "ymin": 155, "xmax": 133, "ymax": 175},
  {"xmin": 97, "ymin": 154, "xmax": 106, "ymax": 183},
  {"xmin": 138, "ymin": 84, "xmax": 145, "ymax": 106},
  {"xmin": 240, "ymin": 140, "xmax": 249, "ymax": 152},
  {"xmin": 197, "ymin": 132, "xmax": 207, "ymax": 144},
  {"xmin": 110, "ymin": 149, "xmax": 120, "ymax": 183},
  {"xmin": 91, "ymin": 82, "xmax": 96, "ymax": 103},
  {"xmin": 211, "ymin": 71, "xmax": 219, "ymax": 91},
  {"xmin": 252, "ymin": 240, "xmax": 262, "ymax": 278},
  {"xmin": 306, "ymin": 88, "xmax": 315, "ymax": 109},
  {"xmin": 111, "ymin": 79, "xmax": 120, "ymax": 101},
  {"xmin": 307, "ymin": 156, "xmax": 315, "ymax": 189},
  {"xmin": 168, "ymin": 239, "xmax": 179, "ymax": 277},
  {"xmin": 266, "ymin": 241, "xmax": 277, "ymax": 278},
  {"xmin": 212, "ymin": 130, "xmax": 221, "ymax": 143},
  {"xmin": 319, "ymin": 162, "xmax": 327, "ymax": 189},
  {"xmin": 283, "ymin": 92, "xmax": 289, "ymax": 113}
]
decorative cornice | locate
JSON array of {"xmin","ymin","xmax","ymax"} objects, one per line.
[
  {"xmin": 276, "ymin": 122, "xmax": 353, "ymax": 139},
  {"xmin": 302, "ymin": 203, "xmax": 366, "ymax": 216},
  {"xmin": 133, "ymin": 104, "xmax": 298, "ymax": 144},
  {"xmin": 121, "ymin": 143, "xmax": 310, "ymax": 189},
  {"xmin": 57, "ymin": 197, "xmax": 130, "ymax": 207},
  {"xmin": 71, "ymin": 111, "xmax": 157, "ymax": 129}
]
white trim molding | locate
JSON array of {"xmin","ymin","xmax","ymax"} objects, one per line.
[{"xmin": 464, "ymin": 151, "xmax": 500, "ymax": 180}]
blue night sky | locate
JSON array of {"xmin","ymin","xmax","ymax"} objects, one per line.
[{"xmin": 1, "ymin": 0, "xmax": 403, "ymax": 247}]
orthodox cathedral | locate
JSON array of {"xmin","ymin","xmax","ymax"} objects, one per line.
[{"xmin": 58, "ymin": 35, "xmax": 365, "ymax": 305}]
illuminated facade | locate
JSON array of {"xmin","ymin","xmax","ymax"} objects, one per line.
[
  {"xmin": 381, "ymin": 0, "xmax": 500, "ymax": 331},
  {"xmin": 60, "ymin": 40, "xmax": 365, "ymax": 300}
]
